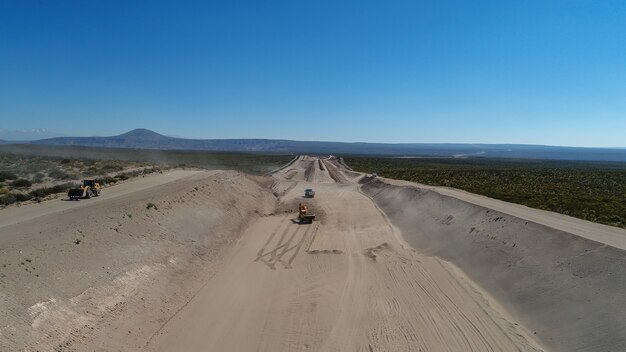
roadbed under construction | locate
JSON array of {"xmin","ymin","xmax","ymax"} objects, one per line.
[{"xmin": 1, "ymin": 157, "xmax": 624, "ymax": 351}]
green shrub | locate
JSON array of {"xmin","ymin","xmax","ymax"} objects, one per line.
[
  {"xmin": 0, "ymin": 171, "xmax": 17, "ymax": 182},
  {"xmin": 32, "ymin": 172, "xmax": 45, "ymax": 183},
  {"xmin": 11, "ymin": 179, "xmax": 32, "ymax": 188},
  {"xmin": 95, "ymin": 176, "xmax": 117, "ymax": 185},
  {"xmin": 99, "ymin": 162, "xmax": 124, "ymax": 172},
  {"xmin": 48, "ymin": 169, "xmax": 71, "ymax": 180},
  {"xmin": 29, "ymin": 183, "xmax": 75, "ymax": 198},
  {"xmin": 0, "ymin": 192, "xmax": 33, "ymax": 205}
]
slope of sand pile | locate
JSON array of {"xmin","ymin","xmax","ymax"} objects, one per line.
[
  {"xmin": 0, "ymin": 170, "xmax": 277, "ymax": 351},
  {"xmin": 361, "ymin": 177, "xmax": 626, "ymax": 352}
]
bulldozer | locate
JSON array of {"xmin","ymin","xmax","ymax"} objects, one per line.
[
  {"xmin": 297, "ymin": 203, "xmax": 315, "ymax": 224},
  {"xmin": 68, "ymin": 179, "xmax": 101, "ymax": 200}
]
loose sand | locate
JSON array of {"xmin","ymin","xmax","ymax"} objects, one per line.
[
  {"xmin": 2, "ymin": 157, "xmax": 622, "ymax": 351},
  {"xmin": 147, "ymin": 159, "xmax": 544, "ymax": 352},
  {"xmin": 361, "ymin": 177, "xmax": 626, "ymax": 352},
  {"xmin": 0, "ymin": 170, "xmax": 276, "ymax": 351}
]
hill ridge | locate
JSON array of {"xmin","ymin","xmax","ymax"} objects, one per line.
[{"xmin": 28, "ymin": 129, "xmax": 626, "ymax": 162}]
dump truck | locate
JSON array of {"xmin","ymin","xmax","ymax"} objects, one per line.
[
  {"xmin": 68, "ymin": 179, "xmax": 101, "ymax": 200},
  {"xmin": 304, "ymin": 188, "xmax": 315, "ymax": 198},
  {"xmin": 298, "ymin": 203, "xmax": 315, "ymax": 224}
]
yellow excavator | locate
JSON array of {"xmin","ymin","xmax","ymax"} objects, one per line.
[
  {"xmin": 298, "ymin": 203, "xmax": 315, "ymax": 224},
  {"xmin": 68, "ymin": 179, "xmax": 101, "ymax": 200}
]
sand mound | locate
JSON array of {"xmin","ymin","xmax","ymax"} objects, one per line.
[
  {"xmin": 322, "ymin": 159, "xmax": 350, "ymax": 184},
  {"xmin": 361, "ymin": 178, "xmax": 626, "ymax": 352},
  {"xmin": 363, "ymin": 242, "xmax": 391, "ymax": 261},
  {"xmin": 303, "ymin": 159, "xmax": 316, "ymax": 182},
  {"xmin": 0, "ymin": 170, "xmax": 277, "ymax": 351}
]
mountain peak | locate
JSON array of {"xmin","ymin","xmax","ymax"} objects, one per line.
[{"xmin": 118, "ymin": 129, "xmax": 168, "ymax": 139}]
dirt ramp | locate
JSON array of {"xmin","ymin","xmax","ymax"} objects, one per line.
[
  {"xmin": 0, "ymin": 170, "xmax": 277, "ymax": 351},
  {"xmin": 322, "ymin": 159, "xmax": 350, "ymax": 184},
  {"xmin": 361, "ymin": 178, "xmax": 626, "ymax": 352},
  {"xmin": 302, "ymin": 159, "xmax": 316, "ymax": 181}
]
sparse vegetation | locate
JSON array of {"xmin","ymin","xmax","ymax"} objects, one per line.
[
  {"xmin": 47, "ymin": 168, "xmax": 70, "ymax": 180},
  {"xmin": 346, "ymin": 157, "xmax": 626, "ymax": 229},
  {"xmin": 0, "ymin": 144, "xmax": 293, "ymax": 175},
  {"xmin": 0, "ymin": 192, "xmax": 33, "ymax": 205},
  {"xmin": 0, "ymin": 171, "xmax": 17, "ymax": 182},
  {"xmin": 0, "ymin": 149, "xmax": 166, "ymax": 206},
  {"xmin": 0, "ymin": 144, "xmax": 293, "ymax": 206},
  {"xmin": 0, "ymin": 144, "xmax": 292, "ymax": 207},
  {"xmin": 28, "ymin": 183, "xmax": 75, "ymax": 198},
  {"xmin": 11, "ymin": 179, "xmax": 32, "ymax": 188},
  {"xmin": 146, "ymin": 203, "xmax": 157, "ymax": 210},
  {"xmin": 0, "ymin": 183, "xmax": 77, "ymax": 206},
  {"xmin": 32, "ymin": 172, "xmax": 45, "ymax": 183}
]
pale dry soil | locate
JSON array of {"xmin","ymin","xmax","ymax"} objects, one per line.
[
  {"xmin": 4, "ymin": 156, "xmax": 623, "ymax": 351},
  {"xmin": 0, "ymin": 169, "xmax": 276, "ymax": 351},
  {"xmin": 148, "ymin": 157, "xmax": 544, "ymax": 352}
]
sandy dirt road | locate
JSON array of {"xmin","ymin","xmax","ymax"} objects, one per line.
[
  {"xmin": 148, "ymin": 157, "xmax": 544, "ymax": 352},
  {"xmin": 0, "ymin": 169, "xmax": 201, "ymax": 230}
]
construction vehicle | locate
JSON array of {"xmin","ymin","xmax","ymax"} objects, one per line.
[
  {"xmin": 68, "ymin": 179, "xmax": 101, "ymax": 200},
  {"xmin": 304, "ymin": 188, "xmax": 315, "ymax": 198},
  {"xmin": 298, "ymin": 203, "xmax": 315, "ymax": 224}
]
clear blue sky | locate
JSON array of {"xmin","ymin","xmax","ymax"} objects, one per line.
[{"xmin": 1, "ymin": 1, "xmax": 625, "ymax": 147}]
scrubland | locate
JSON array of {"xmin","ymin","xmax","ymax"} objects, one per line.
[{"xmin": 347, "ymin": 157, "xmax": 626, "ymax": 228}]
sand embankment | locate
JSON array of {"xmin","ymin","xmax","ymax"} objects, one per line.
[
  {"xmin": 0, "ymin": 170, "xmax": 276, "ymax": 351},
  {"xmin": 361, "ymin": 177, "xmax": 626, "ymax": 352}
]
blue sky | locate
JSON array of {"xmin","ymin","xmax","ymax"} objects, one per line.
[{"xmin": 1, "ymin": 1, "xmax": 625, "ymax": 147}]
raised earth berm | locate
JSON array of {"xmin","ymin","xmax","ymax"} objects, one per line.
[
  {"xmin": 361, "ymin": 177, "xmax": 626, "ymax": 352},
  {"xmin": 0, "ymin": 170, "xmax": 277, "ymax": 351}
]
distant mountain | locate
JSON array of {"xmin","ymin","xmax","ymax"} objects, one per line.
[
  {"xmin": 0, "ymin": 129, "xmax": 64, "ymax": 141},
  {"xmin": 33, "ymin": 128, "xmax": 293, "ymax": 151},
  {"xmin": 31, "ymin": 128, "xmax": 171, "ymax": 148},
  {"xmin": 30, "ymin": 128, "xmax": 626, "ymax": 162}
]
